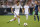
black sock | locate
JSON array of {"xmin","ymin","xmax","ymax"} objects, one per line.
[
  {"xmin": 37, "ymin": 16, "xmax": 39, "ymax": 22},
  {"xmin": 34, "ymin": 16, "xmax": 36, "ymax": 21}
]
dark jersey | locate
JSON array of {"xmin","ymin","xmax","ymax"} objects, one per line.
[
  {"xmin": 35, "ymin": 5, "xmax": 38, "ymax": 15},
  {"xmin": 35, "ymin": 5, "xmax": 38, "ymax": 11}
]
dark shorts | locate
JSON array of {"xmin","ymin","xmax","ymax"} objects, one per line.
[{"xmin": 35, "ymin": 10, "xmax": 38, "ymax": 15}]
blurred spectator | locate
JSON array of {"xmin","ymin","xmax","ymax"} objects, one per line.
[
  {"xmin": 29, "ymin": 4, "xmax": 34, "ymax": 15},
  {"xmin": 0, "ymin": 4, "xmax": 3, "ymax": 8},
  {"xmin": 29, "ymin": 0, "xmax": 34, "ymax": 15},
  {"xmin": 22, "ymin": 0, "xmax": 26, "ymax": 6},
  {"xmin": 6, "ymin": 2, "xmax": 12, "ymax": 8},
  {"xmin": 2, "ymin": 3, "xmax": 7, "ymax": 8},
  {"xmin": 0, "ymin": 1, "xmax": 3, "ymax": 8},
  {"xmin": 0, "ymin": 0, "xmax": 6, "ymax": 1},
  {"xmin": 7, "ymin": 0, "xmax": 13, "ymax": 2}
]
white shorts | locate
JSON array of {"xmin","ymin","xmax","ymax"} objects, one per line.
[
  {"xmin": 25, "ymin": 11, "xmax": 28, "ymax": 14},
  {"xmin": 14, "ymin": 11, "xmax": 19, "ymax": 17}
]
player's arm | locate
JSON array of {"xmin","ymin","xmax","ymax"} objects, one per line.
[
  {"xmin": 33, "ymin": 7, "xmax": 34, "ymax": 11},
  {"xmin": 11, "ymin": 5, "xmax": 14, "ymax": 13},
  {"xmin": 22, "ymin": 8, "xmax": 25, "ymax": 14},
  {"xmin": 37, "ymin": 3, "xmax": 40, "ymax": 11},
  {"xmin": 33, "ymin": 5, "xmax": 35, "ymax": 11},
  {"xmin": 11, "ymin": 8, "xmax": 13, "ymax": 13}
]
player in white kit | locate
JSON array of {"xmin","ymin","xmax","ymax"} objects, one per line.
[
  {"xmin": 22, "ymin": 2, "xmax": 29, "ymax": 20},
  {"xmin": 8, "ymin": 1, "xmax": 22, "ymax": 24}
]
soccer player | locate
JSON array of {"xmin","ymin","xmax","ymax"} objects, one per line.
[
  {"xmin": 8, "ymin": 1, "xmax": 22, "ymax": 24},
  {"xmin": 34, "ymin": 1, "xmax": 39, "ymax": 22},
  {"xmin": 22, "ymin": 2, "xmax": 29, "ymax": 20}
]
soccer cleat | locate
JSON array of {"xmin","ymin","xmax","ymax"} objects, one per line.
[
  {"xmin": 38, "ymin": 20, "xmax": 39, "ymax": 22},
  {"xmin": 34, "ymin": 18, "xmax": 36, "ymax": 21},
  {"xmin": 34, "ymin": 19, "xmax": 36, "ymax": 21},
  {"xmin": 18, "ymin": 24, "xmax": 20, "ymax": 25},
  {"xmin": 7, "ymin": 21, "xmax": 10, "ymax": 23},
  {"xmin": 18, "ymin": 23, "xmax": 20, "ymax": 25}
]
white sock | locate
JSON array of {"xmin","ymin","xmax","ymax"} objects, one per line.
[
  {"xmin": 18, "ymin": 18, "xmax": 20, "ymax": 24},
  {"xmin": 10, "ymin": 19, "xmax": 14, "ymax": 21},
  {"xmin": 26, "ymin": 15, "xmax": 28, "ymax": 20}
]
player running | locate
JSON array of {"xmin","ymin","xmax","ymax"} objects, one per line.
[
  {"xmin": 34, "ymin": 1, "xmax": 39, "ymax": 22},
  {"xmin": 8, "ymin": 1, "xmax": 22, "ymax": 24},
  {"xmin": 22, "ymin": 2, "xmax": 29, "ymax": 20}
]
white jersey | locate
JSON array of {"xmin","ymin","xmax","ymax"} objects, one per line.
[
  {"xmin": 24, "ymin": 5, "xmax": 29, "ymax": 14},
  {"xmin": 12, "ymin": 4, "xmax": 22, "ymax": 15}
]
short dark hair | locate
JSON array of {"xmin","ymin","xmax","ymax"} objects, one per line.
[{"xmin": 16, "ymin": 1, "xmax": 19, "ymax": 3}]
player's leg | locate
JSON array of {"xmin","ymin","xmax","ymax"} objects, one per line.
[
  {"xmin": 25, "ymin": 11, "xmax": 28, "ymax": 20},
  {"xmin": 34, "ymin": 15, "xmax": 36, "ymax": 21},
  {"xmin": 37, "ymin": 15, "xmax": 39, "ymax": 22},
  {"xmin": 34, "ymin": 11, "xmax": 36, "ymax": 21},
  {"xmin": 36, "ymin": 11, "xmax": 39, "ymax": 22},
  {"xmin": 8, "ymin": 13, "xmax": 17, "ymax": 23},
  {"xmin": 8, "ymin": 17, "xmax": 17, "ymax": 23},
  {"xmin": 10, "ymin": 13, "xmax": 17, "ymax": 22},
  {"xmin": 17, "ymin": 15, "xmax": 20, "ymax": 24},
  {"xmin": 25, "ymin": 14, "xmax": 28, "ymax": 20},
  {"xmin": 10, "ymin": 17, "xmax": 16, "ymax": 22}
]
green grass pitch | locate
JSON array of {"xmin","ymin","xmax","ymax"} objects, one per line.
[{"xmin": 0, "ymin": 15, "xmax": 40, "ymax": 27}]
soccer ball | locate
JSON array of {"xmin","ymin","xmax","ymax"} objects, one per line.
[{"xmin": 24, "ymin": 23, "xmax": 28, "ymax": 26}]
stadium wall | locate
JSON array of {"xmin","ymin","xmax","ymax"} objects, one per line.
[{"xmin": 0, "ymin": 8, "xmax": 40, "ymax": 15}]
